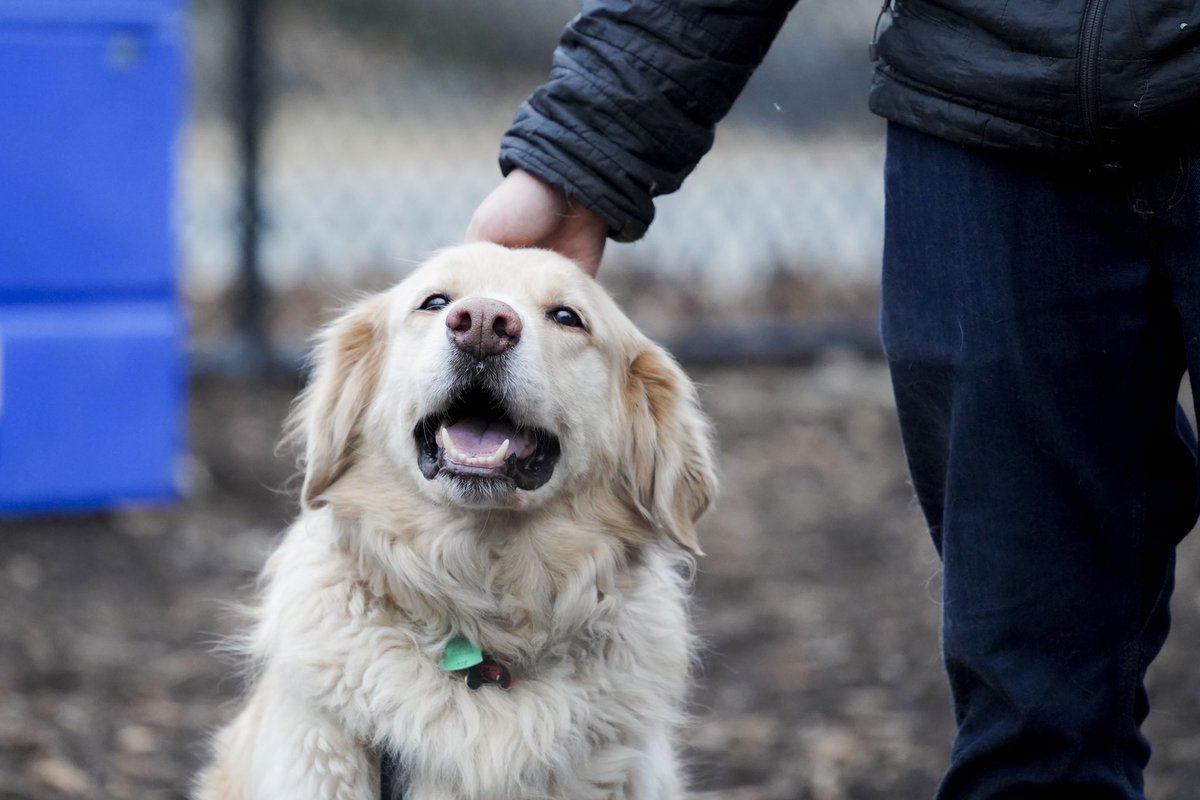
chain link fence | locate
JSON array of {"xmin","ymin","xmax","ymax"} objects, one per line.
[{"xmin": 182, "ymin": 0, "xmax": 887, "ymax": 365}]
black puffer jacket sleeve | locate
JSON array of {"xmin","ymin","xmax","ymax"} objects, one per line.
[{"xmin": 499, "ymin": 0, "xmax": 796, "ymax": 242}]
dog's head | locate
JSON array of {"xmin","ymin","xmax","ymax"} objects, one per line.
[{"xmin": 290, "ymin": 243, "xmax": 716, "ymax": 554}]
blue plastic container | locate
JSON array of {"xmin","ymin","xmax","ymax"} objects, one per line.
[{"xmin": 0, "ymin": 0, "xmax": 186, "ymax": 513}]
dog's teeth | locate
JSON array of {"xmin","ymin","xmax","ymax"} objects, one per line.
[
  {"xmin": 442, "ymin": 427, "xmax": 473, "ymax": 464},
  {"xmin": 492, "ymin": 439, "xmax": 510, "ymax": 462}
]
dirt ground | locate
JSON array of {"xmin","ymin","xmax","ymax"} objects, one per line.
[{"xmin": 3, "ymin": 360, "xmax": 1200, "ymax": 799}]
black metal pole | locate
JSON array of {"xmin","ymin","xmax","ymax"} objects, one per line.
[{"xmin": 235, "ymin": 0, "xmax": 267, "ymax": 369}]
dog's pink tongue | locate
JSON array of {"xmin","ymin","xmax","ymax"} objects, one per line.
[{"xmin": 444, "ymin": 418, "xmax": 531, "ymax": 458}]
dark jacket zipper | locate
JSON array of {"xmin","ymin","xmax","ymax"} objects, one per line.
[
  {"xmin": 1077, "ymin": 0, "xmax": 1108, "ymax": 142},
  {"xmin": 869, "ymin": 0, "xmax": 892, "ymax": 61}
]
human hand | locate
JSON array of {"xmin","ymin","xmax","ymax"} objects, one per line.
[{"xmin": 465, "ymin": 169, "xmax": 608, "ymax": 277}]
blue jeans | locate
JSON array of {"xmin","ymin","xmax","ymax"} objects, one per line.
[{"xmin": 881, "ymin": 123, "xmax": 1200, "ymax": 799}]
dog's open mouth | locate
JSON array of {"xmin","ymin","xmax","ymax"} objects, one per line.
[{"xmin": 414, "ymin": 385, "xmax": 561, "ymax": 492}]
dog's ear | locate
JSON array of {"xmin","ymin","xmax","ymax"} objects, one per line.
[
  {"xmin": 623, "ymin": 343, "xmax": 717, "ymax": 555},
  {"xmin": 289, "ymin": 295, "xmax": 389, "ymax": 509}
]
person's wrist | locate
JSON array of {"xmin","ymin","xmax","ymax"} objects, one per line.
[
  {"xmin": 466, "ymin": 170, "xmax": 557, "ymax": 242},
  {"xmin": 466, "ymin": 169, "xmax": 607, "ymax": 276}
]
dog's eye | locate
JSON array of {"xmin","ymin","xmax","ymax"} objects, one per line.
[
  {"xmin": 549, "ymin": 307, "xmax": 585, "ymax": 329},
  {"xmin": 419, "ymin": 294, "xmax": 451, "ymax": 312}
]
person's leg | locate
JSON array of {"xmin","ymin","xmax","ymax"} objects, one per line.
[
  {"xmin": 881, "ymin": 123, "xmax": 1199, "ymax": 800},
  {"xmin": 1159, "ymin": 147, "xmax": 1200, "ymax": 464}
]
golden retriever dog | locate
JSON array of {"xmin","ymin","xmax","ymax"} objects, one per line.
[{"xmin": 195, "ymin": 243, "xmax": 716, "ymax": 800}]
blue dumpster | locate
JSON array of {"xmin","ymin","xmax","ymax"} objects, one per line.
[{"xmin": 0, "ymin": 0, "xmax": 186, "ymax": 513}]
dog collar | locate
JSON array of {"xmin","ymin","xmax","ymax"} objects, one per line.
[{"xmin": 440, "ymin": 635, "xmax": 514, "ymax": 690}]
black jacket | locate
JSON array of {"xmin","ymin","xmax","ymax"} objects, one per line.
[
  {"xmin": 870, "ymin": 0, "xmax": 1200, "ymax": 156},
  {"xmin": 500, "ymin": 0, "xmax": 1200, "ymax": 242}
]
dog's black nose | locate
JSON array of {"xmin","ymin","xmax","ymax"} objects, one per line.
[{"xmin": 446, "ymin": 297, "xmax": 522, "ymax": 359}]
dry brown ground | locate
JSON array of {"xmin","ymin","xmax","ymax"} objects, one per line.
[{"xmin": 3, "ymin": 361, "xmax": 1200, "ymax": 799}]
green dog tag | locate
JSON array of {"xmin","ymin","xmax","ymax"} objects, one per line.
[{"xmin": 440, "ymin": 635, "xmax": 484, "ymax": 672}]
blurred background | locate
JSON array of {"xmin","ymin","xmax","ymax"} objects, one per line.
[
  {"xmin": 182, "ymin": 0, "xmax": 885, "ymax": 364},
  {"xmin": 2, "ymin": 1, "xmax": 1199, "ymax": 798}
]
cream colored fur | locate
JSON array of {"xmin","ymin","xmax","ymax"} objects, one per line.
[{"xmin": 195, "ymin": 243, "xmax": 717, "ymax": 800}]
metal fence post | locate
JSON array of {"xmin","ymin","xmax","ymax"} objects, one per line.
[{"xmin": 234, "ymin": 0, "xmax": 267, "ymax": 370}]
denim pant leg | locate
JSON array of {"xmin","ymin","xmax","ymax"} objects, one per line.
[{"xmin": 881, "ymin": 123, "xmax": 1200, "ymax": 800}]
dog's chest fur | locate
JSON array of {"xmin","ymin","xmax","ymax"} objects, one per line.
[{"xmin": 241, "ymin": 507, "xmax": 692, "ymax": 800}]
